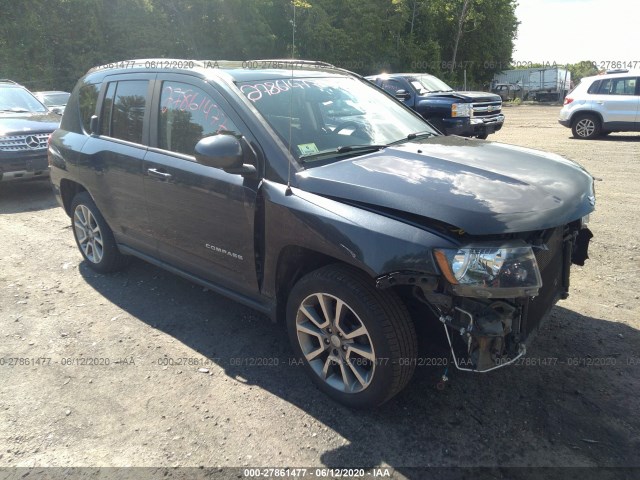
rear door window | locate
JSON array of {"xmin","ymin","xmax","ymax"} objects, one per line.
[
  {"xmin": 99, "ymin": 80, "xmax": 148, "ymax": 143},
  {"xmin": 111, "ymin": 81, "xmax": 148, "ymax": 143}
]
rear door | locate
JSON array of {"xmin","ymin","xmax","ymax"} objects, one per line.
[
  {"xmin": 142, "ymin": 74, "xmax": 261, "ymax": 294},
  {"xmin": 79, "ymin": 74, "xmax": 155, "ymax": 253}
]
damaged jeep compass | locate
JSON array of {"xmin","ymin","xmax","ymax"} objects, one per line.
[{"xmin": 49, "ymin": 60, "xmax": 595, "ymax": 407}]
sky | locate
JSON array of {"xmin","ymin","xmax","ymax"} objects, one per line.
[{"xmin": 513, "ymin": 0, "xmax": 640, "ymax": 66}]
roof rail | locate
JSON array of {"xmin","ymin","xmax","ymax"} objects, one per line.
[
  {"xmin": 605, "ymin": 69, "xmax": 629, "ymax": 74},
  {"xmin": 87, "ymin": 59, "xmax": 211, "ymax": 73},
  {"xmin": 0, "ymin": 79, "xmax": 20, "ymax": 85},
  {"xmin": 87, "ymin": 58, "xmax": 338, "ymax": 74},
  {"xmin": 243, "ymin": 59, "xmax": 336, "ymax": 68}
]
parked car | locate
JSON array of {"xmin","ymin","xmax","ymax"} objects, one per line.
[
  {"xmin": 491, "ymin": 83, "xmax": 522, "ymax": 101},
  {"xmin": 49, "ymin": 59, "xmax": 595, "ymax": 407},
  {"xmin": 0, "ymin": 79, "xmax": 60, "ymax": 182},
  {"xmin": 366, "ymin": 73, "xmax": 504, "ymax": 139},
  {"xmin": 34, "ymin": 90, "xmax": 71, "ymax": 115},
  {"xmin": 559, "ymin": 70, "xmax": 640, "ymax": 139}
]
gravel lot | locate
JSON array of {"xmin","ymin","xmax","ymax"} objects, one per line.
[{"xmin": 1, "ymin": 105, "xmax": 638, "ymax": 477}]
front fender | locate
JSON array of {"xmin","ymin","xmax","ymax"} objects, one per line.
[{"xmin": 261, "ymin": 180, "xmax": 456, "ymax": 297}]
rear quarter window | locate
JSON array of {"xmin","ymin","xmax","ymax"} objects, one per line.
[
  {"xmin": 78, "ymin": 83, "xmax": 100, "ymax": 133},
  {"xmin": 586, "ymin": 80, "xmax": 601, "ymax": 94}
]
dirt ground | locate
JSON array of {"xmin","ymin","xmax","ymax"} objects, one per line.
[{"xmin": 1, "ymin": 105, "xmax": 638, "ymax": 477}]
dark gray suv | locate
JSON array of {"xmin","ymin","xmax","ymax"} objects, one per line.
[{"xmin": 49, "ymin": 59, "xmax": 595, "ymax": 407}]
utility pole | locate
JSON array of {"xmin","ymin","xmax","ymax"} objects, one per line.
[
  {"xmin": 451, "ymin": 0, "xmax": 472, "ymax": 74},
  {"xmin": 410, "ymin": 0, "xmax": 418, "ymax": 36}
]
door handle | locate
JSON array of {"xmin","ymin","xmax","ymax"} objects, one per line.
[
  {"xmin": 147, "ymin": 168, "xmax": 172, "ymax": 180},
  {"xmin": 596, "ymin": 101, "xmax": 604, "ymax": 105}
]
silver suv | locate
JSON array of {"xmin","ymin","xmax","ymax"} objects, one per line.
[{"xmin": 559, "ymin": 70, "xmax": 639, "ymax": 139}]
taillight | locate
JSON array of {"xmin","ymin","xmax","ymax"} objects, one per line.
[{"xmin": 563, "ymin": 97, "xmax": 573, "ymax": 105}]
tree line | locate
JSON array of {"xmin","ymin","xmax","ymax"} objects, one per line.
[{"xmin": 1, "ymin": 0, "xmax": 522, "ymax": 91}]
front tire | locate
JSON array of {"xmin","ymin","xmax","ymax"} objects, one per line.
[
  {"xmin": 286, "ymin": 265, "xmax": 417, "ymax": 408},
  {"xmin": 572, "ymin": 114, "xmax": 601, "ymax": 139},
  {"xmin": 71, "ymin": 192, "xmax": 129, "ymax": 273}
]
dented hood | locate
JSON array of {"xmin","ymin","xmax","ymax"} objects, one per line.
[{"xmin": 295, "ymin": 136, "xmax": 595, "ymax": 235}]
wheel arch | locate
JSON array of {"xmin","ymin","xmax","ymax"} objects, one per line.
[
  {"xmin": 59, "ymin": 179, "xmax": 87, "ymax": 217},
  {"xmin": 274, "ymin": 246, "xmax": 369, "ymax": 322},
  {"xmin": 570, "ymin": 109, "xmax": 604, "ymax": 127}
]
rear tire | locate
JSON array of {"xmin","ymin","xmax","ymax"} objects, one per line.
[
  {"xmin": 70, "ymin": 192, "xmax": 130, "ymax": 273},
  {"xmin": 286, "ymin": 265, "xmax": 417, "ymax": 408},
  {"xmin": 571, "ymin": 113, "xmax": 601, "ymax": 139}
]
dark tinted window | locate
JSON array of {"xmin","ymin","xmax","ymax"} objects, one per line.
[
  {"xmin": 158, "ymin": 81, "xmax": 238, "ymax": 155},
  {"xmin": 587, "ymin": 80, "xmax": 601, "ymax": 94},
  {"xmin": 111, "ymin": 81, "xmax": 147, "ymax": 143},
  {"xmin": 597, "ymin": 79, "xmax": 611, "ymax": 94},
  {"xmin": 99, "ymin": 82, "xmax": 116, "ymax": 136},
  {"xmin": 78, "ymin": 84, "xmax": 99, "ymax": 133}
]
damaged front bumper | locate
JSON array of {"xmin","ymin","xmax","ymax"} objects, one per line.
[
  {"xmin": 380, "ymin": 223, "xmax": 594, "ymax": 373},
  {"xmin": 439, "ymin": 300, "xmax": 529, "ymax": 372},
  {"xmin": 441, "ymin": 225, "xmax": 593, "ymax": 372}
]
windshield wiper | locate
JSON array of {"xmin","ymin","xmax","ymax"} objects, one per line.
[
  {"xmin": 389, "ymin": 131, "xmax": 437, "ymax": 145},
  {"xmin": 300, "ymin": 144, "xmax": 387, "ymax": 163},
  {"xmin": 336, "ymin": 144, "xmax": 387, "ymax": 153}
]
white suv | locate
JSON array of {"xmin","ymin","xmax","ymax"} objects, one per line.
[{"xmin": 559, "ymin": 70, "xmax": 639, "ymax": 139}]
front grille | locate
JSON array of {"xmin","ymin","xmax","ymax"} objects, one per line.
[
  {"xmin": 521, "ymin": 227, "xmax": 568, "ymax": 336},
  {"xmin": 472, "ymin": 101, "xmax": 502, "ymax": 117},
  {"xmin": 0, "ymin": 133, "xmax": 50, "ymax": 152}
]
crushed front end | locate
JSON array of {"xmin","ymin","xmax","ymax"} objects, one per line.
[{"xmin": 420, "ymin": 220, "xmax": 593, "ymax": 372}]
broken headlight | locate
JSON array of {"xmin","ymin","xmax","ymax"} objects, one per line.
[{"xmin": 434, "ymin": 242, "xmax": 542, "ymax": 298}]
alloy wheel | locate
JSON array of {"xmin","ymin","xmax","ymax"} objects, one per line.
[
  {"xmin": 575, "ymin": 118, "xmax": 596, "ymax": 138},
  {"xmin": 73, "ymin": 204, "xmax": 104, "ymax": 264},
  {"xmin": 295, "ymin": 293, "xmax": 376, "ymax": 393}
]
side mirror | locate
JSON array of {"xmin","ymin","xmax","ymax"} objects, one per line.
[
  {"xmin": 194, "ymin": 134, "xmax": 256, "ymax": 175},
  {"xmin": 89, "ymin": 115, "xmax": 99, "ymax": 135},
  {"xmin": 395, "ymin": 89, "xmax": 411, "ymax": 100}
]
